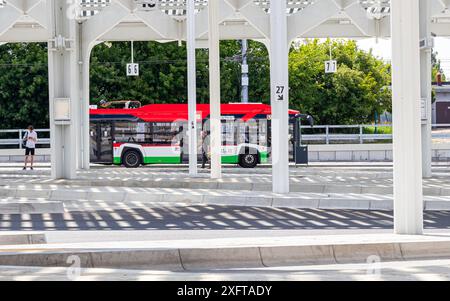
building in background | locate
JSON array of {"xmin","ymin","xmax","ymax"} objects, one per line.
[{"xmin": 433, "ymin": 82, "xmax": 450, "ymax": 125}]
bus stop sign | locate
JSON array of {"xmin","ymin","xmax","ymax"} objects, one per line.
[
  {"xmin": 127, "ymin": 63, "xmax": 139, "ymax": 76},
  {"xmin": 325, "ymin": 60, "xmax": 337, "ymax": 74}
]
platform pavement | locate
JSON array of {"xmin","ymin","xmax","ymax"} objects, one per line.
[
  {"xmin": 1, "ymin": 165, "xmax": 450, "ymax": 194},
  {"xmin": 3, "ymin": 259, "xmax": 450, "ymax": 281},
  {"xmin": 2, "ymin": 184, "xmax": 450, "ymax": 212},
  {"xmin": 0, "ymin": 233, "xmax": 46, "ymax": 245},
  {"xmin": 1, "ymin": 165, "xmax": 450, "ymax": 212},
  {"xmin": 0, "ymin": 233, "xmax": 450, "ymax": 271}
]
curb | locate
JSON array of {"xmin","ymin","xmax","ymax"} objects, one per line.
[
  {"xmin": 0, "ymin": 201, "xmax": 65, "ymax": 214},
  {"xmin": 1, "ymin": 240, "xmax": 450, "ymax": 270},
  {"xmin": 0, "ymin": 233, "xmax": 46, "ymax": 246}
]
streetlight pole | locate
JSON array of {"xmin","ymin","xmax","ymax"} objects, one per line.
[{"xmin": 241, "ymin": 39, "xmax": 249, "ymax": 103}]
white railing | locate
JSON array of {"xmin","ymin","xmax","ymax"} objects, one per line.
[
  {"xmin": 0, "ymin": 129, "xmax": 50, "ymax": 149},
  {"xmin": 1, "ymin": 124, "xmax": 450, "ymax": 148},
  {"xmin": 299, "ymin": 124, "xmax": 392, "ymax": 145},
  {"xmin": 300, "ymin": 124, "xmax": 450, "ymax": 145}
]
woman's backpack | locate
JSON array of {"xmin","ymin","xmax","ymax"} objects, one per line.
[{"xmin": 22, "ymin": 131, "xmax": 28, "ymax": 148}]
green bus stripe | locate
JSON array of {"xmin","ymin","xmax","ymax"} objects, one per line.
[
  {"xmin": 259, "ymin": 151, "xmax": 269, "ymax": 163},
  {"xmin": 114, "ymin": 156, "xmax": 181, "ymax": 164},
  {"xmin": 221, "ymin": 155, "xmax": 239, "ymax": 164},
  {"xmin": 143, "ymin": 157, "xmax": 181, "ymax": 164},
  {"xmin": 115, "ymin": 153, "xmax": 268, "ymax": 165}
]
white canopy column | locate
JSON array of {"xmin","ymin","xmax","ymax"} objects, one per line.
[
  {"xmin": 391, "ymin": 0, "xmax": 424, "ymax": 235},
  {"xmin": 269, "ymin": 0, "xmax": 290, "ymax": 193},
  {"xmin": 79, "ymin": 48, "xmax": 92, "ymax": 171},
  {"xmin": 208, "ymin": 0, "xmax": 222, "ymax": 179},
  {"xmin": 420, "ymin": 0, "xmax": 432, "ymax": 178},
  {"xmin": 78, "ymin": 1, "xmax": 130, "ymax": 170},
  {"xmin": 47, "ymin": 0, "xmax": 80, "ymax": 179},
  {"xmin": 187, "ymin": 0, "xmax": 198, "ymax": 176},
  {"xmin": 76, "ymin": 36, "xmax": 94, "ymax": 171}
]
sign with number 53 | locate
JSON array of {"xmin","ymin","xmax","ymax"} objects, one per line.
[{"xmin": 325, "ymin": 60, "xmax": 337, "ymax": 74}]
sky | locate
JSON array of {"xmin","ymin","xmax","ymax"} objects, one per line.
[{"xmin": 357, "ymin": 37, "xmax": 450, "ymax": 78}]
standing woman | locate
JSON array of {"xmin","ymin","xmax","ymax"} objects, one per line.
[
  {"xmin": 201, "ymin": 130, "xmax": 211, "ymax": 169},
  {"xmin": 23, "ymin": 125, "xmax": 37, "ymax": 170}
]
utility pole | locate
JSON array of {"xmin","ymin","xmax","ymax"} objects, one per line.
[{"xmin": 241, "ymin": 39, "xmax": 249, "ymax": 103}]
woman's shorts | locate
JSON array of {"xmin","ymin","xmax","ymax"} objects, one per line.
[{"xmin": 25, "ymin": 147, "xmax": 35, "ymax": 156}]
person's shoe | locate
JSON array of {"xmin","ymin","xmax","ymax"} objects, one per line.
[
  {"xmin": 30, "ymin": 167, "xmax": 34, "ymax": 170},
  {"xmin": 22, "ymin": 167, "xmax": 26, "ymax": 170}
]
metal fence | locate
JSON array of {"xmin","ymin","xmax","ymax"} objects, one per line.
[
  {"xmin": 299, "ymin": 125, "xmax": 392, "ymax": 145},
  {"xmin": 0, "ymin": 129, "xmax": 50, "ymax": 149},
  {"xmin": 299, "ymin": 124, "xmax": 450, "ymax": 145},
  {"xmin": 1, "ymin": 125, "xmax": 450, "ymax": 148}
]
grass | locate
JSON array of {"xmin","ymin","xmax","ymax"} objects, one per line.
[{"xmin": 363, "ymin": 125, "xmax": 393, "ymax": 135}]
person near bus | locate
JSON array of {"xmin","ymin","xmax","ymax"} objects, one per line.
[
  {"xmin": 201, "ymin": 130, "xmax": 210, "ymax": 169},
  {"xmin": 23, "ymin": 125, "xmax": 37, "ymax": 170}
]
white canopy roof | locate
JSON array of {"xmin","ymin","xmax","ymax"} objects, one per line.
[{"xmin": 0, "ymin": 0, "xmax": 449, "ymax": 43}]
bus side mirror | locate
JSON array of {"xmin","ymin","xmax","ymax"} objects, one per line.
[
  {"xmin": 306, "ymin": 115, "xmax": 314, "ymax": 128},
  {"xmin": 295, "ymin": 114, "xmax": 314, "ymax": 128}
]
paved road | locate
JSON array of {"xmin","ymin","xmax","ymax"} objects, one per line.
[
  {"xmin": 0, "ymin": 205, "xmax": 449, "ymax": 231},
  {"xmin": 2, "ymin": 258, "xmax": 450, "ymax": 281}
]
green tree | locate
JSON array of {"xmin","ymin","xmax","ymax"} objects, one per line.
[
  {"xmin": 0, "ymin": 43, "xmax": 48, "ymax": 129},
  {"xmin": 90, "ymin": 41, "xmax": 190, "ymax": 105},
  {"xmin": 432, "ymin": 49, "xmax": 446, "ymax": 82},
  {"xmin": 0, "ymin": 39, "xmax": 393, "ymax": 129},
  {"xmin": 89, "ymin": 40, "xmax": 270, "ymax": 105},
  {"xmin": 289, "ymin": 39, "xmax": 392, "ymax": 125}
]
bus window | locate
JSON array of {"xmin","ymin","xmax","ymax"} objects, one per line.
[
  {"xmin": 90, "ymin": 122, "xmax": 113, "ymax": 163},
  {"xmin": 114, "ymin": 122, "xmax": 145, "ymax": 143},
  {"xmin": 258, "ymin": 119, "xmax": 268, "ymax": 147},
  {"xmin": 289, "ymin": 122, "xmax": 295, "ymax": 160},
  {"xmin": 237, "ymin": 121, "xmax": 248, "ymax": 144},
  {"xmin": 114, "ymin": 122, "xmax": 181, "ymax": 145},
  {"xmin": 152, "ymin": 122, "xmax": 173, "ymax": 145},
  {"xmin": 247, "ymin": 119, "xmax": 258, "ymax": 145},
  {"xmin": 221, "ymin": 120, "xmax": 236, "ymax": 146},
  {"xmin": 152, "ymin": 122, "xmax": 183, "ymax": 146}
]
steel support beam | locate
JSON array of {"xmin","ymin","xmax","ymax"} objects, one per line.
[
  {"xmin": 391, "ymin": 0, "xmax": 424, "ymax": 235},
  {"xmin": 79, "ymin": 43, "xmax": 96, "ymax": 171},
  {"xmin": 187, "ymin": 0, "xmax": 198, "ymax": 176},
  {"xmin": 270, "ymin": 0, "xmax": 290, "ymax": 193},
  {"xmin": 208, "ymin": 0, "xmax": 222, "ymax": 179},
  {"xmin": 47, "ymin": 0, "xmax": 79, "ymax": 179}
]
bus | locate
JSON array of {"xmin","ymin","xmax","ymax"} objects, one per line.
[{"xmin": 89, "ymin": 102, "xmax": 301, "ymax": 168}]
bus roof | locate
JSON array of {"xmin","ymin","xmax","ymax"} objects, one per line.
[{"xmin": 90, "ymin": 103, "xmax": 300, "ymax": 122}]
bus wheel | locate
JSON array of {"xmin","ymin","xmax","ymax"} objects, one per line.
[
  {"xmin": 122, "ymin": 149, "xmax": 142, "ymax": 168},
  {"xmin": 239, "ymin": 153, "xmax": 258, "ymax": 169}
]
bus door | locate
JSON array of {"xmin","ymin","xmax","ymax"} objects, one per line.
[{"xmin": 90, "ymin": 122, "xmax": 114, "ymax": 164}]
